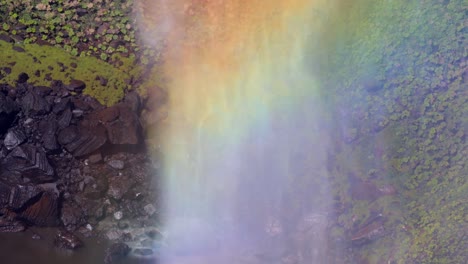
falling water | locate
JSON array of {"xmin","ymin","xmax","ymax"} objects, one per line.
[{"xmin": 138, "ymin": 0, "xmax": 341, "ymax": 263}]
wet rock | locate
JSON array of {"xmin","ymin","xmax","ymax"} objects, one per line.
[
  {"xmin": 117, "ymin": 221, "xmax": 129, "ymax": 229},
  {"xmin": 83, "ymin": 176, "xmax": 108, "ymax": 200},
  {"xmin": 82, "ymin": 201, "xmax": 106, "ymax": 223},
  {"xmin": 140, "ymin": 239, "xmax": 153, "ymax": 247},
  {"xmin": 107, "ymin": 175, "xmax": 134, "ymax": 201},
  {"xmin": 133, "ymin": 248, "xmax": 153, "ymax": 256},
  {"xmin": 107, "ymin": 160, "xmax": 125, "ymax": 170},
  {"xmin": 104, "ymin": 242, "xmax": 131, "ymax": 264},
  {"xmin": 19, "ymin": 192, "xmax": 59, "ymax": 226},
  {"xmin": 97, "ymin": 103, "xmax": 141, "ymax": 145},
  {"xmin": 2, "ymin": 144, "xmax": 55, "ymax": 183},
  {"xmin": 60, "ymin": 200, "xmax": 86, "ymax": 231},
  {"xmin": 66, "ymin": 79, "xmax": 86, "ymax": 93},
  {"xmin": 54, "ymin": 229, "xmax": 83, "ymax": 250},
  {"xmin": 145, "ymin": 229, "xmax": 162, "ymax": 240},
  {"xmin": 57, "ymin": 124, "xmax": 107, "ymax": 157},
  {"xmin": 106, "ymin": 229, "xmax": 123, "ymax": 241},
  {"xmin": 0, "ymin": 217, "xmax": 26, "ymax": 232},
  {"xmin": 3, "ymin": 128, "xmax": 27, "ymax": 150},
  {"xmin": 143, "ymin": 204, "xmax": 156, "ymax": 216},
  {"xmin": 87, "ymin": 152, "xmax": 103, "ymax": 164}
]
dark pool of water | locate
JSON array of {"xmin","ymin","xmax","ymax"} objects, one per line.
[{"xmin": 0, "ymin": 228, "xmax": 155, "ymax": 264}]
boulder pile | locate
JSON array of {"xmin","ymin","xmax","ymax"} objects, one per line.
[{"xmin": 0, "ymin": 74, "xmax": 161, "ymax": 262}]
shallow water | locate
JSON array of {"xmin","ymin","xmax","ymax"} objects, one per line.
[
  {"xmin": 0, "ymin": 228, "xmax": 107, "ymax": 264},
  {"xmin": 0, "ymin": 228, "xmax": 157, "ymax": 264}
]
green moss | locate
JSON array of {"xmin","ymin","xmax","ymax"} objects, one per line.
[{"xmin": 0, "ymin": 39, "xmax": 140, "ymax": 106}]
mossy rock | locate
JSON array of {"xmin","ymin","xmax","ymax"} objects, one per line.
[{"xmin": 0, "ymin": 37, "xmax": 146, "ymax": 106}]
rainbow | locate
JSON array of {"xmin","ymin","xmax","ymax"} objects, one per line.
[{"xmin": 138, "ymin": 0, "xmax": 340, "ymax": 260}]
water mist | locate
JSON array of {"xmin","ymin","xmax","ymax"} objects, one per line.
[{"xmin": 137, "ymin": 1, "xmax": 337, "ymax": 263}]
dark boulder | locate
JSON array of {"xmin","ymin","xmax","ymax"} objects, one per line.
[
  {"xmin": 34, "ymin": 86, "xmax": 53, "ymax": 96},
  {"xmin": 3, "ymin": 128, "xmax": 27, "ymax": 150},
  {"xmin": 95, "ymin": 106, "xmax": 120, "ymax": 124},
  {"xmin": 38, "ymin": 117, "xmax": 59, "ymax": 151},
  {"xmin": 71, "ymin": 97, "xmax": 92, "ymax": 112},
  {"xmin": 57, "ymin": 124, "xmax": 108, "ymax": 157},
  {"xmin": 2, "ymin": 183, "xmax": 43, "ymax": 210},
  {"xmin": 57, "ymin": 125, "xmax": 79, "ymax": 146},
  {"xmin": 19, "ymin": 191, "xmax": 59, "ymax": 226},
  {"xmin": 105, "ymin": 104, "xmax": 141, "ymax": 145},
  {"xmin": 81, "ymin": 95, "xmax": 104, "ymax": 111},
  {"xmin": 1, "ymin": 144, "xmax": 55, "ymax": 183},
  {"xmin": 21, "ymin": 89, "xmax": 51, "ymax": 115},
  {"xmin": 57, "ymin": 108, "xmax": 73, "ymax": 129},
  {"xmin": 52, "ymin": 97, "xmax": 71, "ymax": 114},
  {"xmin": 66, "ymin": 79, "xmax": 86, "ymax": 93}
]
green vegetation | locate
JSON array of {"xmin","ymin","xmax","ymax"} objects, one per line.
[
  {"xmin": 0, "ymin": 0, "xmax": 166, "ymax": 106},
  {"xmin": 0, "ymin": 0, "xmax": 158, "ymax": 66},
  {"xmin": 318, "ymin": 0, "xmax": 467, "ymax": 263},
  {"xmin": 0, "ymin": 38, "xmax": 137, "ymax": 105}
]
